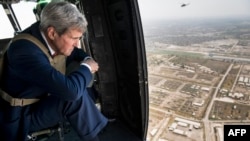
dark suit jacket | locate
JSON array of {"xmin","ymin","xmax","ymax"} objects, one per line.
[{"xmin": 0, "ymin": 21, "xmax": 93, "ymax": 141}]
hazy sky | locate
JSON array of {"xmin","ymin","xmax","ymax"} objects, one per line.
[{"xmin": 138, "ymin": 0, "xmax": 250, "ymax": 20}]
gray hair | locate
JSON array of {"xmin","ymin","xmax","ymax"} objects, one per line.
[{"xmin": 40, "ymin": 1, "xmax": 88, "ymax": 35}]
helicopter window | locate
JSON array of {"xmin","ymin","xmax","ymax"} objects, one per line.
[
  {"xmin": 11, "ymin": 1, "xmax": 36, "ymax": 30},
  {"xmin": 0, "ymin": 1, "xmax": 36, "ymax": 39},
  {"xmin": 0, "ymin": 5, "xmax": 14, "ymax": 39}
]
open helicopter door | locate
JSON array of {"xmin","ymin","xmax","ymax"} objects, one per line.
[{"xmin": 75, "ymin": 0, "xmax": 149, "ymax": 140}]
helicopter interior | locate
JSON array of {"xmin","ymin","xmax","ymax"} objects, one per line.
[{"xmin": 0, "ymin": 0, "xmax": 149, "ymax": 141}]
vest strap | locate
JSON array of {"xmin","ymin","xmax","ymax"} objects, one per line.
[{"xmin": 0, "ymin": 88, "xmax": 40, "ymax": 106}]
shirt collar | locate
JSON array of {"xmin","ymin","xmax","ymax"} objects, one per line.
[{"xmin": 40, "ymin": 31, "xmax": 55, "ymax": 56}]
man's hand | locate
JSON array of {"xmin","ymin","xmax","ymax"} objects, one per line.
[{"xmin": 82, "ymin": 58, "xmax": 99, "ymax": 73}]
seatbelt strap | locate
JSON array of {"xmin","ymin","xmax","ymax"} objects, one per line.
[{"xmin": 0, "ymin": 90, "xmax": 40, "ymax": 106}]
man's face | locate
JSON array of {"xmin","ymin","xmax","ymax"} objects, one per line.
[{"xmin": 49, "ymin": 27, "xmax": 83, "ymax": 56}]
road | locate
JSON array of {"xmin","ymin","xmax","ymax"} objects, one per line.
[
  {"xmin": 230, "ymin": 64, "xmax": 242, "ymax": 92},
  {"xmin": 202, "ymin": 63, "xmax": 233, "ymax": 141}
]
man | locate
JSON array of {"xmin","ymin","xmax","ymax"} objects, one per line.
[{"xmin": 0, "ymin": 1, "xmax": 107, "ymax": 141}]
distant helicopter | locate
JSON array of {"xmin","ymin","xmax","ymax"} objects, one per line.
[{"xmin": 181, "ymin": 3, "xmax": 190, "ymax": 7}]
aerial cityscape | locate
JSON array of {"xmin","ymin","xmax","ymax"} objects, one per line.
[{"xmin": 144, "ymin": 17, "xmax": 250, "ymax": 141}]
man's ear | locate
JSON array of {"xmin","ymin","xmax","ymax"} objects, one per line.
[{"xmin": 47, "ymin": 27, "xmax": 57, "ymax": 40}]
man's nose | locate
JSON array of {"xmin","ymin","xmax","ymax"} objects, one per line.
[{"xmin": 73, "ymin": 40, "xmax": 80, "ymax": 47}]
